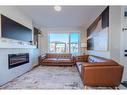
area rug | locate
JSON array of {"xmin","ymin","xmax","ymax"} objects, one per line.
[
  {"xmin": 121, "ymin": 81, "xmax": 127, "ymax": 88},
  {"xmin": 0, "ymin": 66, "xmax": 126, "ymax": 90},
  {"xmin": 0, "ymin": 66, "xmax": 84, "ymax": 89}
]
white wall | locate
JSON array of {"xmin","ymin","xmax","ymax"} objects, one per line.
[
  {"xmin": 87, "ymin": 51, "xmax": 111, "ymax": 58},
  {"xmin": 0, "ymin": 6, "xmax": 39, "ymax": 86},
  {"xmin": 109, "ymin": 6, "xmax": 121, "ymax": 63},
  {"xmin": 87, "ymin": 6, "xmax": 122, "ymax": 61},
  {"xmin": 39, "ymin": 28, "xmax": 48, "ymax": 54},
  {"xmin": 0, "ymin": 6, "xmax": 33, "ymax": 34},
  {"xmin": 80, "ymin": 28, "xmax": 87, "ymax": 54}
]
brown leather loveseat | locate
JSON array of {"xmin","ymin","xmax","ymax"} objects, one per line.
[
  {"xmin": 39, "ymin": 53, "xmax": 75, "ymax": 66},
  {"xmin": 76, "ymin": 55, "xmax": 124, "ymax": 89}
]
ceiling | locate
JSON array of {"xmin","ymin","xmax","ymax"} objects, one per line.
[{"xmin": 18, "ymin": 6, "xmax": 106, "ymax": 28}]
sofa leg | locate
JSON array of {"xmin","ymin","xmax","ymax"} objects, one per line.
[
  {"xmin": 84, "ymin": 85, "xmax": 88, "ymax": 89},
  {"xmin": 115, "ymin": 87, "xmax": 119, "ymax": 90},
  {"xmin": 111, "ymin": 86, "xmax": 119, "ymax": 90}
]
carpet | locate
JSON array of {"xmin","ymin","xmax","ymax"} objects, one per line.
[
  {"xmin": 0, "ymin": 66, "xmax": 84, "ymax": 89},
  {"xmin": 0, "ymin": 66, "xmax": 126, "ymax": 90},
  {"xmin": 121, "ymin": 81, "xmax": 127, "ymax": 88}
]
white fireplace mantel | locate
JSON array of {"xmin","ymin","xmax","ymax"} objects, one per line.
[{"xmin": 0, "ymin": 41, "xmax": 36, "ymax": 49}]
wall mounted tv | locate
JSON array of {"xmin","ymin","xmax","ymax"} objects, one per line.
[
  {"xmin": 87, "ymin": 38, "xmax": 94, "ymax": 50},
  {"xmin": 1, "ymin": 15, "xmax": 32, "ymax": 42}
]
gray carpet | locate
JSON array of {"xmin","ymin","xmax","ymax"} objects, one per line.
[
  {"xmin": 0, "ymin": 66, "xmax": 84, "ymax": 89},
  {"xmin": 0, "ymin": 66, "xmax": 126, "ymax": 89}
]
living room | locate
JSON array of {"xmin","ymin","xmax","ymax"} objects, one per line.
[{"xmin": 0, "ymin": 3, "xmax": 127, "ymax": 94}]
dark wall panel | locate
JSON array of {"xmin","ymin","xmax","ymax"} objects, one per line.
[{"xmin": 1, "ymin": 15, "xmax": 32, "ymax": 42}]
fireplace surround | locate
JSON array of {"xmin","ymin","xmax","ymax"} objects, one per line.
[{"xmin": 8, "ymin": 53, "xmax": 29, "ymax": 69}]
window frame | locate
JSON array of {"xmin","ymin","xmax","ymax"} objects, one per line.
[{"xmin": 48, "ymin": 31, "xmax": 80, "ymax": 54}]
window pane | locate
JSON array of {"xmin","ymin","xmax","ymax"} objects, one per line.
[
  {"xmin": 49, "ymin": 33, "xmax": 69, "ymax": 53},
  {"xmin": 49, "ymin": 32, "xmax": 79, "ymax": 54},
  {"xmin": 70, "ymin": 32, "xmax": 79, "ymax": 54}
]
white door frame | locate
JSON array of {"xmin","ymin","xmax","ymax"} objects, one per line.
[{"xmin": 120, "ymin": 6, "xmax": 127, "ymax": 81}]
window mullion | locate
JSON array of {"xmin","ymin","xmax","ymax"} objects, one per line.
[{"xmin": 69, "ymin": 33, "xmax": 71, "ymax": 53}]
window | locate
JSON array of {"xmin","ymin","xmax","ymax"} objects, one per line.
[
  {"xmin": 70, "ymin": 32, "xmax": 79, "ymax": 54},
  {"xmin": 49, "ymin": 32, "xmax": 79, "ymax": 54}
]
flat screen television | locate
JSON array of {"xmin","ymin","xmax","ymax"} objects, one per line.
[
  {"xmin": 87, "ymin": 38, "xmax": 94, "ymax": 50},
  {"xmin": 1, "ymin": 15, "xmax": 32, "ymax": 42}
]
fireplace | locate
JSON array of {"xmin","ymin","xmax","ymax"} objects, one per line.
[{"xmin": 8, "ymin": 53, "xmax": 29, "ymax": 69}]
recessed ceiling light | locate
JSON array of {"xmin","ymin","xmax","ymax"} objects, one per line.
[{"xmin": 54, "ymin": 6, "xmax": 62, "ymax": 12}]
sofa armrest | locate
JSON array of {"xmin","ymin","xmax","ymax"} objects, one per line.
[
  {"xmin": 38, "ymin": 54, "xmax": 47, "ymax": 64},
  {"xmin": 75, "ymin": 55, "xmax": 88, "ymax": 62},
  {"xmin": 40, "ymin": 54, "xmax": 46, "ymax": 59},
  {"xmin": 81, "ymin": 64, "xmax": 124, "ymax": 87},
  {"xmin": 81, "ymin": 61, "xmax": 124, "ymax": 87},
  {"xmin": 82, "ymin": 62, "xmax": 118, "ymax": 67},
  {"xmin": 70, "ymin": 56, "xmax": 75, "ymax": 62}
]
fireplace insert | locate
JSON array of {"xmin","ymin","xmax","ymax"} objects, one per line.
[{"xmin": 8, "ymin": 53, "xmax": 29, "ymax": 69}]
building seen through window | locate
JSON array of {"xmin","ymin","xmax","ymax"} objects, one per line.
[{"xmin": 49, "ymin": 32, "xmax": 79, "ymax": 54}]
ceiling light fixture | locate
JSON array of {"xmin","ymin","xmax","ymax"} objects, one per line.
[{"xmin": 54, "ymin": 5, "xmax": 62, "ymax": 12}]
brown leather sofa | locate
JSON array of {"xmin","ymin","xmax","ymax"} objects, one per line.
[
  {"xmin": 39, "ymin": 53, "xmax": 75, "ymax": 66},
  {"xmin": 76, "ymin": 55, "xmax": 124, "ymax": 89}
]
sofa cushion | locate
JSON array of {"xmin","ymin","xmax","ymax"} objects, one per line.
[
  {"xmin": 39, "ymin": 53, "xmax": 74, "ymax": 66},
  {"xmin": 43, "ymin": 58, "xmax": 57, "ymax": 63},
  {"xmin": 58, "ymin": 54, "xmax": 72, "ymax": 59},
  {"xmin": 46, "ymin": 53, "xmax": 59, "ymax": 58},
  {"xmin": 57, "ymin": 58, "xmax": 72, "ymax": 63}
]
